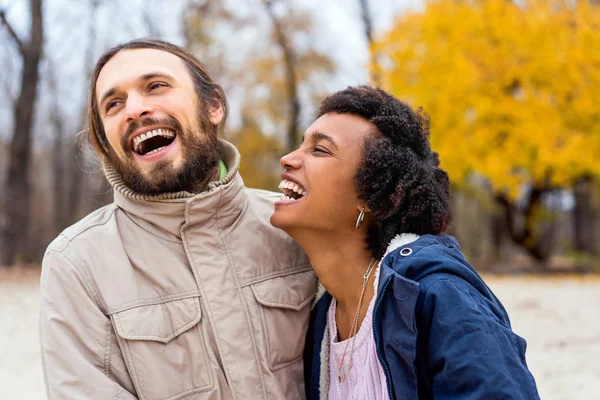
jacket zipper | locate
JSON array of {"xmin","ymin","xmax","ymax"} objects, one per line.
[{"xmin": 373, "ymin": 276, "xmax": 395, "ymax": 399}]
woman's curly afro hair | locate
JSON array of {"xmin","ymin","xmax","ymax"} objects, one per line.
[{"xmin": 317, "ymin": 85, "xmax": 452, "ymax": 259}]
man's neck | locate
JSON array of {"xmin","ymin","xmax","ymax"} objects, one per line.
[{"xmin": 186, "ymin": 164, "xmax": 221, "ymax": 194}]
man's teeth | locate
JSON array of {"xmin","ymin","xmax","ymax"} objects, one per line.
[
  {"xmin": 132, "ymin": 128, "xmax": 175, "ymax": 153},
  {"xmin": 146, "ymin": 146, "xmax": 166, "ymax": 155}
]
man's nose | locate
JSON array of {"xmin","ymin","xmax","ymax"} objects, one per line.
[{"xmin": 124, "ymin": 93, "xmax": 153, "ymax": 122}]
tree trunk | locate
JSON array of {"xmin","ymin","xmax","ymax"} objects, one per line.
[
  {"xmin": 496, "ymin": 186, "xmax": 554, "ymax": 265},
  {"xmin": 64, "ymin": 0, "xmax": 99, "ymax": 226},
  {"xmin": 358, "ymin": 0, "xmax": 379, "ymax": 85},
  {"xmin": 490, "ymin": 208, "xmax": 506, "ymax": 260},
  {"xmin": 50, "ymin": 87, "xmax": 67, "ymax": 234},
  {"xmin": 573, "ymin": 176, "xmax": 597, "ymax": 255},
  {"xmin": 45, "ymin": 59, "xmax": 70, "ymax": 236},
  {"xmin": 264, "ymin": 0, "xmax": 300, "ymax": 153},
  {"xmin": 0, "ymin": 0, "xmax": 44, "ymax": 266}
]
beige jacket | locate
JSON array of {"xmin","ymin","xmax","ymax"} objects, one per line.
[{"xmin": 40, "ymin": 140, "xmax": 316, "ymax": 400}]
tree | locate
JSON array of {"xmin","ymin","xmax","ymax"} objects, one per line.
[
  {"xmin": 358, "ymin": 0, "xmax": 379, "ymax": 85},
  {"xmin": 64, "ymin": 0, "xmax": 101, "ymax": 224},
  {"xmin": 374, "ymin": 0, "xmax": 600, "ymax": 263},
  {"xmin": 185, "ymin": 0, "xmax": 336, "ymax": 189},
  {"xmin": 0, "ymin": 0, "xmax": 44, "ymax": 266},
  {"xmin": 246, "ymin": 3, "xmax": 335, "ymax": 154},
  {"xmin": 229, "ymin": 114, "xmax": 283, "ymax": 190},
  {"xmin": 263, "ymin": 0, "xmax": 301, "ymax": 153},
  {"xmin": 46, "ymin": 59, "xmax": 67, "ymax": 236},
  {"xmin": 573, "ymin": 176, "xmax": 598, "ymax": 256}
]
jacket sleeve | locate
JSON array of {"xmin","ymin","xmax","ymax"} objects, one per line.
[
  {"xmin": 40, "ymin": 249, "xmax": 137, "ymax": 400},
  {"xmin": 420, "ymin": 277, "xmax": 540, "ymax": 400}
]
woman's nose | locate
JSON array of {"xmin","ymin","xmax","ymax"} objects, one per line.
[{"xmin": 280, "ymin": 149, "xmax": 301, "ymax": 170}]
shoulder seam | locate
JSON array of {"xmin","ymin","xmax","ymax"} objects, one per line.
[
  {"xmin": 45, "ymin": 249, "xmax": 106, "ymax": 313},
  {"xmin": 423, "ymin": 276, "xmax": 507, "ymax": 327},
  {"xmin": 58, "ymin": 205, "xmax": 118, "ymax": 245}
]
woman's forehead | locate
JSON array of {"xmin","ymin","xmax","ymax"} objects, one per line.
[{"xmin": 305, "ymin": 113, "xmax": 379, "ymax": 144}]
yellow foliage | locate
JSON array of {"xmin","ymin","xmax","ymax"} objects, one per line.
[
  {"xmin": 374, "ymin": 0, "xmax": 600, "ymax": 198},
  {"xmin": 227, "ymin": 118, "xmax": 283, "ymax": 191}
]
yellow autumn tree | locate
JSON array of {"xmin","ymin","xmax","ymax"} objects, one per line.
[
  {"xmin": 374, "ymin": 0, "xmax": 600, "ymax": 261},
  {"xmin": 227, "ymin": 115, "xmax": 284, "ymax": 191}
]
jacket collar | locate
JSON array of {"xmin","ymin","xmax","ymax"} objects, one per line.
[
  {"xmin": 104, "ymin": 139, "xmax": 247, "ymax": 239},
  {"xmin": 381, "ymin": 233, "xmax": 420, "ymax": 261}
]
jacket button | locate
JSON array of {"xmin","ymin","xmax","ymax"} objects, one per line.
[{"xmin": 400, "ymin": 248, "xmax": 413, "ymax": 256}]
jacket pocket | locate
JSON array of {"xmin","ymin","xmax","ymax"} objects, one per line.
[
  {"xmin": 250, "ymin": 270, "xmax": 316, "ymax": 371},
  {"xmin": 111, "ymin": 296, "xmax": 212, "ymax": 400}
]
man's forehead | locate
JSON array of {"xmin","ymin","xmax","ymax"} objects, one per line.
[{"xmin": 96, "ymin": 48, "xmax": 189, "ymax": 96}]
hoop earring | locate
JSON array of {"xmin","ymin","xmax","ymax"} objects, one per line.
[{"xmin": 355, "ymin": 207, "xmax": 365, "ymax": 229}]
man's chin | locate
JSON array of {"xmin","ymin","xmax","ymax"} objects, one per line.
[
  {"xmin": 110, "ymin": 137, "xmax": 220, "ymax": 195},
  {"xmin": 112, "ymin": 160, "xmax": 178, "ymax": 195},
  {"xmin": 135, "ymin": 157, "xmax": 176, "ymax": 176}
]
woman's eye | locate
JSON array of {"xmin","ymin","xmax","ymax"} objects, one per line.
[{"xmin": 312, "ymin": 146, "xmax": 330, "ymax": 154}]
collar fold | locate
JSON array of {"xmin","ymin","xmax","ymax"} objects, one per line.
[{"xmin": 104, "ymin": 140, "xmax": 246, "ymax": 239}]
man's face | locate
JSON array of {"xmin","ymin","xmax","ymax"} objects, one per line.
[{"xmin": 95, "ymin": 48, "xmax": 223, "ymax": 194}]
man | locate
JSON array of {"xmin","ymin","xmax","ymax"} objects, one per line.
[{"xmin": 40, "ymin": 39, "xmax": 316, "ymax": 400}]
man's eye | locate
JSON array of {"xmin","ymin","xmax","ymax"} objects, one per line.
[
  {"xmin": 106, "ymin": 100, "xmax": 121, "ymax": 111},
  {"xmin": 148, "ymin": 82, "xmax": 167, "ymax": 91}
]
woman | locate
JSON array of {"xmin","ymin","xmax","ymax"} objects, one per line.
[{"xmin": 270, "ymin": 86, "xmax": 540, "ymax": 399}]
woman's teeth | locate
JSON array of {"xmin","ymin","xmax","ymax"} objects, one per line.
[
  {"xmin": 278, "ymin": 180, "xmax": 305, "ymax": 195},
  {"xmin": 278, "ymin": 179, "xmax": 307, "ymax": 201}
]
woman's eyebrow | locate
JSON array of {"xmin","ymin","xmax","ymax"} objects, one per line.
[{"xmin": 310, "ymin": 131, "xmax": 339, "ymax": 150}]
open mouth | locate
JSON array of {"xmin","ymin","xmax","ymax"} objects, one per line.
[
  {"xmin": 278, "ymin": 179, "xmax": 307, "ymax": 202},
  {"xmin": 132, "ymin": 128, "xmax": 176, "ymax": 156}
]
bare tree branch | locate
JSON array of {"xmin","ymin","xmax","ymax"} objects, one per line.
[
  {"xmin": 0, "ymin": 9, "xmax": 25, "ymax": 56},
  {"xmin": 263, "ymin": 0, "xmax": 300, "ymax": 153},
  {"xmin": 143, "ymin": 0, "xmax": 161, "ymax": 37},
  {"xmin": 358, "ymin": 0, "xmax": 379, "ymax": 84},
  {"xmin": 0, "ymin": 0, "xmax": 44, "ymax": 265}
]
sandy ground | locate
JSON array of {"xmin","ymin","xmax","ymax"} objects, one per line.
[{"xmin": 0, "ymin": 271, "xmax": 599, "ymax": 399}]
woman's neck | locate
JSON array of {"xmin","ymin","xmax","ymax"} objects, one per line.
[{"xmin": 291, "ymin": 229, "xmax": 378, "ymax": 340}]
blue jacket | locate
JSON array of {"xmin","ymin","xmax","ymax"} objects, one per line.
[{"xmin": 304, "ymin": 234, "xmax": 540, "ymax": 399}]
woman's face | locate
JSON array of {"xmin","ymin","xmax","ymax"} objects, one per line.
[{"xmin": 270, "ymin": 113, "xmax": 378, "ymax": 233}]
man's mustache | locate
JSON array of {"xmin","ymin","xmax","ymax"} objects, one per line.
[{"xmin": 121, "ymin": 117, "xmax": 183, "ymax": 151}]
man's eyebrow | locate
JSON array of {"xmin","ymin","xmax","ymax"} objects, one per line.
[
  {"xmin": 99, "ymin": 86, "xmax": 120, "ymax": 108},
  {"xmin": 310, "ymin": 131, "xmax": 339, "ymax": 150},
  {"xmin": 98, "ymin": 72, "xmax": 175, "ymax": 106},
  {"xmin": 139, "ymin": 72, "xmax": 176, "ymax": 82}
]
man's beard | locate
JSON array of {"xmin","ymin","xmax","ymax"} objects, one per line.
[{"xmin": 108, "ymin": 116, "xmax": 220, "ymax": 195}]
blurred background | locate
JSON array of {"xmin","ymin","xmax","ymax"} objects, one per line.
[{"xmin": 0, "ymin": 0, "xmax": 599, "ymax": 398}]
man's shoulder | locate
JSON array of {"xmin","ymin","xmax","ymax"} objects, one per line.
[
  {"xmin": 46, "ymin": 203, "xmax": 119, "ymax": 254},
  {"xmin": 243, "ymin": 187, "xmax": 281, "ymax": 223},
  {"xmin": 236, "ymin": 186, "xmax": 310, "ymax": 264},
  {"xmin": 245, "ymin": 187, "xmax": 281, "ymax": 204}
]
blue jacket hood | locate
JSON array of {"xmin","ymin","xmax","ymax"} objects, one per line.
[{"xmin": 382, "ymin": 234, "xmax": 489, "ymax": 296}]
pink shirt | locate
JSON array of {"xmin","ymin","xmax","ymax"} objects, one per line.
[{"xmin": 328, "ymin": 285, "xmax": 390, "ymax": 400}]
